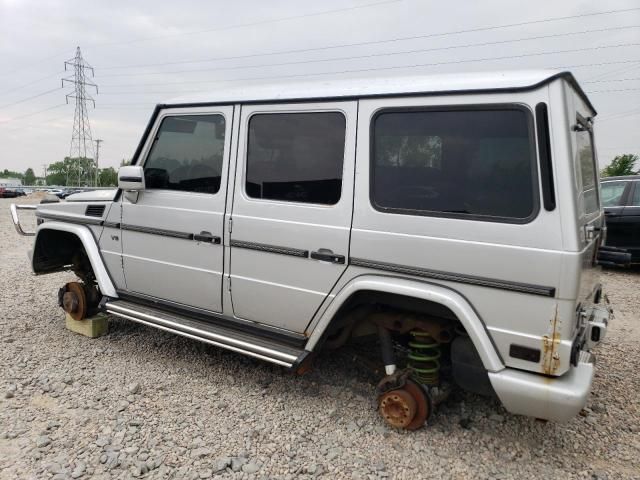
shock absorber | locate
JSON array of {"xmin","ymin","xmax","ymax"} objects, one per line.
[{"xmin": 407, "ymin": 330, "xmax": 441, "ymax": 385}]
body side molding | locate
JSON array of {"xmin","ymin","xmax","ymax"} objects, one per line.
[
  {"xmin": 33, "ymin": 221, "xmax": 117, "ymax": 298},
  {"xmin": 305, "ymin": 274, "xmax": 504, "ymax": 373}
]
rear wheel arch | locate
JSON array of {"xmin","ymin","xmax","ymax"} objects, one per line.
[{"xmin": 306, "ymin": 275, "xmax": 504, "ymax": 372}]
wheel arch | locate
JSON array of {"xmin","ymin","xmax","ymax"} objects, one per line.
[
  {"xmin": 32, "ymin": 221, "xmax": 117, "ymax": 298},
  {"xmin": 306, "ymin": 274, "xmax": 504, "ymax": 373}
]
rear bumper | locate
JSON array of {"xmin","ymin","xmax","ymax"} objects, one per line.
[{"xmin": 488, "ymin": 351, "xmax": 594, "ymax": 422}]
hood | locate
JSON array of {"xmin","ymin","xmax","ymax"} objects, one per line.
[{"xmin": 66, "ymin": 189, "xmax": 117, "ymax": 202}]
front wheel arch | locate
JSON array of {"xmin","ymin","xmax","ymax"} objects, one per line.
[{"xmin": 32, "ymin": 222, "xmax": 117, "ymax": 297}]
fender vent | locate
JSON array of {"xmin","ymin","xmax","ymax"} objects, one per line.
[{"xmin": 85, "ymin": 205, "xmax": 106, "ymax": 217}]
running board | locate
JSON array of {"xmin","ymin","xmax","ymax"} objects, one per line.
[{"xmin": 104, "ymin": 299, "xmax": 308, "ymax": 369}]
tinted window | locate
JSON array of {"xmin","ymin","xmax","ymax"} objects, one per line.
[
  {"xmin": 600, "ymin": 181, "xmax": 627, "ymax": 207},
  {"xmin": 144, "ymin": 115, "xmax": 225, "ymax": 194},
  {"xmin": 576, "ymin": 126, "xmax": 599, "ymax": 215},
  {"xmin": 632, "ymin": 182, "xmax": 640, "ymax": 206},
  {"xmin": 246, "ymin": 112, "xmax": 346, "ymax": 205},
  {"xmin": 372, "ymin": 108, "xmax": 536, "ymax": 220}
]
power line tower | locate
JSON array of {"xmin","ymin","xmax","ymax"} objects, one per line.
[{"xmin": 62, "ymin": 46, "xmax": 98, "ymax": 186}]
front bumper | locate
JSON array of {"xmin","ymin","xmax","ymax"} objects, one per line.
[{"xmin": 488, "ymin": 350, "xmax": 594, "ymax": 422}]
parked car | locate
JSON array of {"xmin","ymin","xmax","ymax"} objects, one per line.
[
  {"xmin": 601, "ymin": 175, "xmax": 640, "ymax": 264},
  {"xmin": 0, "ymin": 187, "xmax": 20, "ymax": 198},
  {"xmin": 9, "ymin": 70, "xmax": 614, "ymax": 429}
]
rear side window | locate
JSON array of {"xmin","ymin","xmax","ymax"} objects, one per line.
[
  {"xmin": 575, "ymin": 120, "xmax": 599, "ymax": 215},
  {"xmin": 600, "ymin": 181, "xmax": 627, "ymax": 207},
  {"xmin": 371, "ymin": 108, "xmax": 537, "ymax": 221},
  {"xmin": 246, "ymin": 112, "xmax": 346, "ymax": 205},
  {"xmin": 144, "ymin": 115, "xmax": 225, "ymax": 194},
  {"xmin": 631, "ymin": 182, "xmax": 640, "ymax": 206}
]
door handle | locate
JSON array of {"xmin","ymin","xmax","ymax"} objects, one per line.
[
  {"xmin": 193, "ymin": 231, "xmax": 221, "ymax": 244},
  {"xmin": 310, "ymin": 249, "xmax": 345, "ymax": 264}
]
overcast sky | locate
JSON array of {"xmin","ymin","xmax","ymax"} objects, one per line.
[{"xmin": 0, "ymin": 0, "xmax": 638, "ymax": 177}]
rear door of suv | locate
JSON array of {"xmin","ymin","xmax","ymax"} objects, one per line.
[{"xmin": 227, "ymin": 101, "xmax": 357, "ymax": 333}]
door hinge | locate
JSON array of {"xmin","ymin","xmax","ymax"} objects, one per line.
[
  {"xmin": 227, "ymin": 277, "xmax": 232, "ymax": 292},
  {"xmin": 228, "ymin": 217, "xmax": 233, "ymax": 233}
]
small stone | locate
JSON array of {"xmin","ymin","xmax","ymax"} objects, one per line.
[
  {"xmin": 489, "ymin": 414, "xmax": 505, "ymax": 422},
  {"xmin": 36, "ymin": 435, "xmax": 51, "ymax": 448},
  {"xmin": 4, "ymin": 390, "xmax": 14, "ymax": 399},
  {"xmin": 96, "ymin": 436, "xmax": 110, "ymax": 447},
  {"xmin": 213, "ymin": 457, "xmax": 231, "ymax": 472},
  {"xmin": 117, "ymin": 400, "xmax": 129, "ymax": 412},
  {"xmin": 242, "ymin": 462, "xmax": 260, "ymax": 474},
  {"xmin": 198, "ymin": 469, "xmax": 213, "ymax": 479},
  {"xmin": 127, "ymin": 382, "xmax": 141, "ymax": 395},
  {"xmin": 191, "ymin": 447, "xmax": 212, "ymax": 459},
  {"xmin": 231, "ymin": 456, "xmax": 247, "ymax": 472}
]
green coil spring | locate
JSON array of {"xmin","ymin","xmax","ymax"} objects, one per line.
[{"xmin": 407, "ymin": 330, "xmax": 441, "ymax": 385}]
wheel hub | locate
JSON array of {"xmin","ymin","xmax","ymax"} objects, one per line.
[
  {"xmin": 61, "ymin": 282, "xmax": 87, "ymax": 321},
  {"xmin": 378, "ymin": 378, "xmax": 431, "ymax": 430}
]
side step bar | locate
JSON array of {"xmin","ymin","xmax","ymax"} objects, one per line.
[{"xmin": 105, "ymin": 299, "xmax": 308, "ymax": 369}]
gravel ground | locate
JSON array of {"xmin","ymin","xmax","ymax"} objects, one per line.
[{"xmin": 1, "ymin": 196, "xmax": 639, "ymax": 480}]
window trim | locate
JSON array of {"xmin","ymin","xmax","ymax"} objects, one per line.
[
  {"xmin": 242, "ymin": 109, "xmax": 348, "ymax": 207},
  {"xmin": 140, "ymin": 112, "xmax": 228, "ymax": 196},
  {"xmin": 369, "ymin": 103, "xmax": 541, "ymax": 224}
]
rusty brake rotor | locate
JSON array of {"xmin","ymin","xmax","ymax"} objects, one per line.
[{"xmin": 62, "ymin": 282, "xmax": 87, "ymax": 321}]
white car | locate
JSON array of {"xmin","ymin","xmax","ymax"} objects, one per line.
[{"xmin": 10, "ymin": 70, "xmax": 616, "ymax": 430}]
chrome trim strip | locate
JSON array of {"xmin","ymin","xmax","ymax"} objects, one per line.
[
  {"xmin": 230, "ymin": 240, "xmax": 309, "ymax": 258},
  {"xmin": 120, "ymin": 223, "xmax": 193, "ymax": 240},
  {"xmin": 103, "ymin": 221, "xmax": 121, "ymax": 229},
  {"xmin": 349, "ymin": 257, "xmax": 556, "ymax": 297},
  {"xmin": 36, "ymin": 211, "xmax": 103, "ymax": 225},
  {"xmin": 106, "ymin": 302, "xmax": 298, "ymax": 363},
  {"xmin": 106, "ymin": 309, "xmax": 293, "ymax": 367},
  {"xmin": 10, "ymin": 204, "xmax": 37, "ymax": 236}
]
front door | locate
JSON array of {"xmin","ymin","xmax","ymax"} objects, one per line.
[
  {"xmin": 121, "ymin": 106, "xmax": 233, "ymax": 313},
  {"xmin": 228, "ymin": 102, "xmax": 357, "ymax": 333}
]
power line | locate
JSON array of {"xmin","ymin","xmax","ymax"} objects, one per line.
[
  {"xmin": 99, "ymin": 7, "xmax": 640, "ymax": 71},
  {"xmin": 0, "ymin": 104, "xmax": 67, "ymax": 125},
  {"xmin": 1, "ymin": 71, "xmax": 65, "ymax": 96},
  {"xmin": 586, "ymin": 87, "xmax": 640, "ymax": 93},
  {"xmin": 95, "ymin": 44, "xmax": 640, "ymax": 93},
  {"xmin": 90, "ymin": 0, "xmax": 402, "ymax": 48},
  {"xmin": 0, "ymin": 87, "xmax": 61, "ymax": 110},
  {"xmin": 584, "ymin": 77, "xmax": 640, "ymax": 83},
  {"xmin": 97, "ymin": 26, "xmax": 640, "ymax": 79}
]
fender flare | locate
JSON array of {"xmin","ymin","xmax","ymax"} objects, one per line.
[
  {"xmin": 306, "ymin": 275, "xmax": 504, "ymax": 373},
  {"xmin": 33, "ymin": 221, "xmax": 117, "ymax": 298}
]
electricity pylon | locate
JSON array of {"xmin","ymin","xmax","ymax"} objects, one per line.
[{"xmin": 62, "ymin": 47, "xmax": 98, "ymax": 186}]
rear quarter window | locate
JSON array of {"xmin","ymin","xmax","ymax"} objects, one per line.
[{"xmin": 371, "ymin": 107, "xmax": 538, "ymax": 223}]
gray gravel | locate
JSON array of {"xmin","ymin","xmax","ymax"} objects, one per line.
[{"xmin": 1, "ymin": 197, "xmax": 639, "ymax": 479}]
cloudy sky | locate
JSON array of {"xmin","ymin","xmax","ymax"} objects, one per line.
[{"xmin": 0, "ymin": 0, "xmax": 638, "ymax": 177}]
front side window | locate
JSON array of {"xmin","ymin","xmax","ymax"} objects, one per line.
[
  {"xmin": 575, "ymin": 121, "xmax": 599, "ymax": 216},
  {"xmin": 144, "ymin": 114, "xmax": 225, "ymax": 194},
  {"xmin": 372, "ymin": 108, "xmax": 537, "ymax": 221},
  {"xmin": 600, "ymin": 181, "xmax": 627, "ymax": 207},
  {"xmin": 246, "ymin": 112, "xmax": 346, "ymax": 205}
]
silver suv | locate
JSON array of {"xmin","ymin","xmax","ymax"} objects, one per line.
[{"xmin": 11, "ymin": 70, "xmax": 617, "ymax": 430}]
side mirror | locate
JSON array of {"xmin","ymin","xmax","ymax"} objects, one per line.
[{"xmin": 118, "ymin": 165, "xmax": 145, "ymax": 191}]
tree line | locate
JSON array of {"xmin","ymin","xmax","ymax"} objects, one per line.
[{"xmin": 2, "ymin": 158, "xmax": 130, "ymax": 187}]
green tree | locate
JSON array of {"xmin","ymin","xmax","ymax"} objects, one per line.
[
  {"xmin": 98, "ymin": 167, "xmax": 118, "ymax": 186},
  {"xmin": 1, "ymin": 169, "xmax": 24, "ymax": 180},
  {"xmin": 23, "ymin": 168, "xmax": 36, "ymax": 185},
  {"xmin": 46, "ymin": 157, "xmax": 96, "ymax": 186},
  {"xmin": 601, "ymin": 154, "xmax": 638, "ymax": 177}
]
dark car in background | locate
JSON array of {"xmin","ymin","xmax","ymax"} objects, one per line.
[{"xmin": 601, "ymin": 175, "xmax": 640, "ymax": 264}]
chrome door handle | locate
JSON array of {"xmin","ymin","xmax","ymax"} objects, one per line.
[{"xmin": 310, "ymin": 249, "xmax": 345, "ymax": 264}]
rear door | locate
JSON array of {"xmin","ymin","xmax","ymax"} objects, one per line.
[
  {"xmin": 121, "ymin": 107, "xmax": 233, "ymax": 312},
  {"xmin": 621, "ymin": 181, "xmax": 640, "ymax": 260},
  {"xmin": 228, "ymin": 102, "xmax": 356, "ymax": 333}
]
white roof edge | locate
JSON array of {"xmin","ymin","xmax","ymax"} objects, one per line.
[{"xmin": 163, "ymin": 69, "xmax": 577, "ymax": 106}]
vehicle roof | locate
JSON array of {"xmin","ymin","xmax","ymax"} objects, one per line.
[
  {"xmin": 601, "ymin": 175, "xmax": 640, "ymax": 182},
  {"xmin": 164, "ymin": 69, "xmax": 594, "ymax": 112}
]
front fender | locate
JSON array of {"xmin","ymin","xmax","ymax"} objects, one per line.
[
  {"xmin": 33, "ymin": 221, "xmax": 117, "ymax": 298},
  {"xmin": 306, "ymin": 274, "xmax": 504, "ymax": 373}
]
